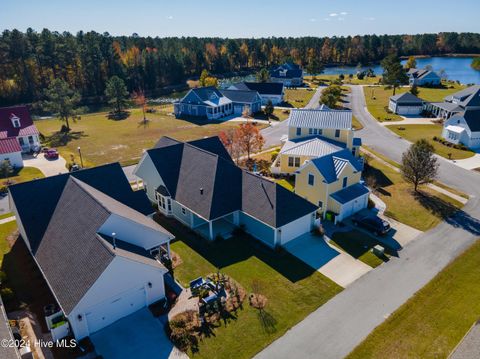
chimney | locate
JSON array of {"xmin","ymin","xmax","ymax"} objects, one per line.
[{"xmin": 112, "ymin": 232, "xmax": 116, "ymax": 250}]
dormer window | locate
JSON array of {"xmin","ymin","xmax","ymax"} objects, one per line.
[{"xmin": 10, "ymin": 114, "xmax": 20, "ymax": 128}]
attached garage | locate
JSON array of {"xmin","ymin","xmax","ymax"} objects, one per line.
[
  {"xmin": 85, "ymin": 287, "xmax": 146, "ymax": 334},
  {"xmin": 278, "ymin": 212, "xmax": 315, "ymax": 246},
  {"xmin": 389, "ymin": 92, "xmax": 424, "ymax": 116},
  {"xmin": 330, "ymin": 183, "xmax": 370, "ymax": 222}
]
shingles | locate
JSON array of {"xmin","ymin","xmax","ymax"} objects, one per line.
[
  {"xmin": 288, "ymin": 109, "xmax": 353, "ymax": 129},
  {"xmin": 390, "ymin": 92, "xmax": 423, "ymax": 103},
  {"xmin": 220, "ymin": 89, "xmax": 260, "ymax": 103},
  {"xmin": 460, "ymin": 109, "xmax": 480, "ymax": 132},
  {"xmin": 187, "ymin": 137, "xmax": 234, "ymax": 163},
  {"xmin": 231, "ymin": 82, "xmax": 284, "ymax": 95}
]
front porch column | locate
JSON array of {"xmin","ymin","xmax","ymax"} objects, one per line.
[
  {"xmin": 208, "ymin": 221, "xmax": 214, "ymax": 240},
  {"xmin": 167, "ymin": 241, "xmax": 171, "ymax": 257}
]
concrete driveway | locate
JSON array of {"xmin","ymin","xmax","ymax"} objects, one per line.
[
  {"xmin": 22, "ymin": 153, "xmax": 67, "ymax": 177},
  {"xmin": 90, "ymin": 308, "xmax": 187, "ymax": 359},
  {"xmin": 283, "ymin": 233, "xmax": 372, "ymax": 288}
]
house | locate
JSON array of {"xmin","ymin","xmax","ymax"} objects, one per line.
[
  {"xmin": 294, "ymin": 149, "xmax": 369, "ymax": 222},
  {"xmin": 407, "ymin": 68, "xmax": 441, "ymax": 87},
  {"xmin": 228, "ymin": 82, "xmax": 285, "ymax": 105},
  {"xmin": 219, "ymin": 89, "xmax": 262, "ymax": 115},
  {"xmin": 0, "ymin": 106, "xmax": 41, "ymax": 167},
  {"xmin": 426, "ymin": 85, "xmax": 480, "ymax": 119},
  {"xmin": 388, "ymin": 92, "xmax": 424, "ymax": 115},
  {"xmin": 286, "ymin": 108, "xmax": 361, "ymax": 156},
  {"xmin": 173, "ymin": 87, "xmax": 233, "ymax": 120},
  {"xmin": 134, "ymin": 136, "xmax": 318, "ymax": 248},
  {"xmin": 442, "ymin": 109, "xmax": 480, "ymax": 148},
  {"xmin": 9, "ymin": 163, "xmax": 174, "ymax": 340},
  {"xmin": 270, "ymin": 62, "xmax": 303, "ymax": 87}
]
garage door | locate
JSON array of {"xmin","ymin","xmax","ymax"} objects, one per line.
[
  {"xmin": 86, "ymin": 287, "xmax": 146, "ymax": 334},
  {"xmin": 339, "ymin": 194, "xmax": 368, "ymax": 221},
  {"xmin": 399, "ymin": 106, "xmax": 421, "ymax": 115},
  {"xmin": 279, "ymin": 214, "xmax": 312, "ymax": 245}
]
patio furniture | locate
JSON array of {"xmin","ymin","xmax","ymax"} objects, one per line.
[{"xmin": 190, "ymin": 277, "xmax": 206, "ymax": 296}]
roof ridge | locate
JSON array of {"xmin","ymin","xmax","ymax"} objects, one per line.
[{"xmin": 69, "ymin": 177, "xmax": 113, "ymax": 215}]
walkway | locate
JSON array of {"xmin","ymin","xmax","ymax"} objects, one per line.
[
  {"xmin": 22, "ymin": 153, "xmax": 68, "ymax": 177},
  {"xmin": 380, "ymin": 117, "xmax": 436, "ymax": 126},
  {"xmin": 255, "ymin": 85, "xmax": 480, "ymax": 359}
]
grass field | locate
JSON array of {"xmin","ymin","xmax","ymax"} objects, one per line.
[
  {"xmin": 35, "ymin": 105, "xmax": 267, "ymax": 167},
  {"xmin": 0, "ymin": 167, "xmax": 44, "ymax": 191},
  {"xmin": 284, "ymin": 88, "xmax": 315, "ymax": 108},
  {"xmin": 365, "ymin": 159, "xmax": 463, "ymax": 231},
  {"xmin": 0, "ymin": 220, "xmax": 17, "ymax": 266},
  {"xmin": 347, "ymin": 239, "xmax": 480, "ymax": 359},
  {"xmin": 330, "ymin": 231, "xmax": 386, "ymax": 268},
  {"xmin": 364, "ymin": 83, "xmax": 466, "ymax": 122},
  {"xmin": 386, "ymin": 124, "xmax": 475, "ymax": 160},
  {"xmin": 305, "ymin": 75, "xmax": 381, "ymax": 86},
  {"xmin": 156, "ymin": 215, "xmax": 341, "ymax": 359}
]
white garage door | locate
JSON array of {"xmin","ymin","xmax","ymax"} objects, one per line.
[
  {"xmin": 86, "ymin": 287, "xmax": 146, "ymax": 334},
  {"xmin": 338, "ymin": 194, "xmax": 368, "ymax": 221},
  {"xmin": 279, "ymin": 214, "xmax": 312, "ymax": 246},
  {"xmin": 398, "ymin": 106, "xmax": 421, "ymax": 115}
]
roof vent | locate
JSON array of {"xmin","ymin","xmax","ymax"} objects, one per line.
[
  {"xmin": 112, "ymin": 232, "xmax": 116, "ymax": 250},
  {"xmin": 200, "ymin": 188, "xmax": 204, "ymax": 195}
]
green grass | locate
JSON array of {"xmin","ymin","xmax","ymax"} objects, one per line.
[
  {"xmin": 284, "ymin": 89, "xmax": 315, "ymax": 108},
  {"xmin": 36, "ymin": 105, "xmax": 267, "ymax": 167},
  {"xmin": 361, "ymin": 145, "xmax": 401, "ymax": 168},
  {"xmin": 0, "ymin": 213, "xmax": 13, "ymax": 220},
  {"xmin": 157, "ymin": 215, "xmax": 342, "ymax": 359},
  {"xmin": 253, "ymin": 109, "xmax": 290, "ymax": 122},
  {"xmin": 365, "ymin": 159, "xmax": 463, "ymax": 231},
  {"xmin": 275, "ymin": 178, "xmax": 295, "ymax": 191},
  {"xmin": 0, "ymin": 220, "xmax": 17, "ymax": 266},
  {"xmin": 364, "ymin": 83, "xmax": 466, "ymax": 123},
  {"xmin": 305, "ymin": 75, "xmax": 381, "ymax": 86},
  {"xmin": 347, "ymin": 239, "xmax": 480, "ymax": 359},
  {"xmin": 330, "ymin": 231, "xmax": 387, "ymax": 268},
  {"xmin": 386, "ymin": 124, "xmax": 475, "ymax": 160}
]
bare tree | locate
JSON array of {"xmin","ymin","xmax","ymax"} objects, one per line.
[{"xmin": 401, "ymin": 139, "xmax": 439, "ymax": 192}]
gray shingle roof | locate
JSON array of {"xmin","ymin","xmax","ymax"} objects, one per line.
[
  {"xmin": 288, "ymin": 109, "xmax": 353, "ymax": 129},
  {"xmin": 447, "ymin": 85, "xmax": 480, "ymax": 108},
  {"xmin": 330, "ymin": 183, "xmax": 370, "ymax": 204},
  {"xmin": 230, "ymin": 82, "xmax": 284, "ymax": 95},
  {"xmin": 34, "ymin": 177, "xmax": 168, "ymax": 315},
  {"xmin": 407, "ymin": 68, "xmax": 439, "ymax": 80},
  {"xmin": 452, "ymin": 109, "xmax": 480, "ymax": 132},
  {"xmin": 220, "ymin": 89, "xmax": 260, "ymax": 103},
  {"xmin": 390, "ymin": 92, "xmax": 423, "ymax": 104},
  {"xmin": 270, "ymin": 63, "xmax": 303, "ymax": 79}
]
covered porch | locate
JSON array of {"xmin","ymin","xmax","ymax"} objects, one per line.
[
  {"xmin": 194, "ymin": 212, "xmax": 238, "ymax": 240},
  {"xmin": 425, "ymin": 102, "xmax": 462, "ymax": 119}
]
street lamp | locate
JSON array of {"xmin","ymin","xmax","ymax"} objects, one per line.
[{"xmin": 77, "ymin": 146, "xmax": 84, "ymax": 168}]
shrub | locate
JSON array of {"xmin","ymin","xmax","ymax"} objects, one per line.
[
  {"xmin": 0, "ymin": 288, "xmax": 14, "ymax": 303},
  {"xmin": 0, "ymin": 271, "xmax": 7, "ymax": 284}
]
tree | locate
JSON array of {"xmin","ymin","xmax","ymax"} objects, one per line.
[
  {"xmin": 0, "ymin": 160, "xmax": 13, "ymax": 180},
  {"xmin": 43, "ymin": 78, "xmax": 81, "ymax": 131},
  {"xmin": 264, "ymin": 100, "xmax": 274, "ymax": 118},
  {"xmin": 401, "ymin": 139, "xmax": 439, "ymax": 192},
  {"xmin": 381, "ymin": 54, "xmax": 409, "ymax": 95},
  {"xmin": 471, "ymin": 58, "xmax": 480, "ymax": 71},
  {"xmin": 132, "ymin": 89, "xmax": 147, "ymax": 123},
  {"xmin": 235, "ymin": 123, "xmax": 264, "ymax": 160},
  {"xmin": 320, "ymin": 85, "xmax": 342, "ymax": 108},
  {"xmin": 256, "ymin": 68, "xmax": 270, "ymax": 82},
  {"xmin": 105, "ymin": 76, "xmax": 129, "ymax": 113},
  {"xmin": 199, "ymin": 69, "xmax": 218, "ymax": 87},
  {"xmin": 404, "ymin": 56, "xmax": 417, "ymax": 70},
  {"xmin": 306, "ymin": 57, "xmax": 324, "ymax": 76},
  {"xmin": 410, "ymin": 84, "xmax": 419, "ymax": 96},
  {"xmin": 219, "ymin": 128, "xmax": 241, "ymax": 163}
]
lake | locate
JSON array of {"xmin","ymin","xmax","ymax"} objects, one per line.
[{"xmin": 321, "ymin": 56, "xmax": 480, "ymax": 84}]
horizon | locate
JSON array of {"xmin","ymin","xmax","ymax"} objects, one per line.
[{"xmin": 3, "ymin": 0, "xmax": 480, "ymax": 38}]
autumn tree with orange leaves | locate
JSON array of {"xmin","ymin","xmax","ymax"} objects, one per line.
[
  {"xmin": 132, "ymin": 89, "xmax": 147, "ymax": 123},
  {"xmin": 220, "ymin": 123, "xmax": 264, "ymax": 161}
]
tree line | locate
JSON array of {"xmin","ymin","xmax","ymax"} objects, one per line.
[{"xmin": 1, "ymin": 29, "xmax": 480, "ymax": 106}]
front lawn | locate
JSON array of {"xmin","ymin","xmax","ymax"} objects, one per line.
[
  {"xmin": 364, "ymin": 159, "xmax": 463, "ymax": 231},
  {"xmin": 275, "ymin": 178, "xmax": 295, "ymax": 191},
  {"xmin": 36, "ymin": 105, "xmax": 267, "ymax": 167},
  {"xmin": 330, "ymin": 231, "xmax": 388, "ymax": 268},
  {"xmin": 386, "ymin": 124, "xmax": 475, "ymax": 160},
  {"xmin": 305, "ymin": 75, "xmax": 381, "ymax": 86},
  {"xmin": 347, "ymin": 239, "xmax": 480, "ymax": 359},
  {"xmin": 283, "ymin": 88, "xmax": 314, "ymax": 108},
  {"xmin": 253, "ymin": 108, "xmax": 290, "ymax": 122},
  {"xmin": 156, "ymin": 215, "xmax": 342, "ymax": 359},
  {"xmin": 0, "ymin": 220, "xmax": 17, "ymax": 266},
  {"xmin": 0, "ymin": 167, "xmax": 44, "ymax": 191}
]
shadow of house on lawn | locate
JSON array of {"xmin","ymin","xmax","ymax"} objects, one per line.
[
  {"xmin": 154, "ymin": 214, "xmax": 317, "ymax": 283},
  {"xmin": 43, "ymin": 130, "xmax": 87, "ymax": 147}
]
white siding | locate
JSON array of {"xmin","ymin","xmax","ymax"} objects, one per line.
[
  {"xmin": 133, "ymin": 153, "xmax": 164, "ymax": 202},
  {"xmin": 0, "ymin": 151, "xmax": 23, "ymax": 168},
  {"xmin": 278, "ymin": 212, "xmax": 314, "ymax": 245},
  {"xmin": 69, "ymin": 256, "xmax": 167, "ymax": 340}
]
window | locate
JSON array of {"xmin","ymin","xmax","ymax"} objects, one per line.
[
  {"xmin": 318, "ymin": 201, "xmax": 323, "ymax": 208},
  {"xmin": 318, "ymin": 129, "xmax": 323, "ymax": 135},
  {"xmin": 308, "ymin": 173, "xmax": 315, "ymax": 186},
  {"xmin": 296, "ymin": 127, "xmax": 301, "ymax": 136},
  {"xmin": 289, "ymin": 157, "xmax": 300, "ymax": 167},
  {"xmin": 352, "ymin": 148, "xmax": 356, "ymax": 156},
  {"xmin": 13, "ymin": 120, "xmax": 20, "ymax": 128},
  {"xmin": 313, "ymin": 128, "xmax": 318, "ymax": 135},
  {"xmin": 18, "ymin": 138, "xmax": 25, "ymax": 146},
  {"xmin": 294, "ymin": 157, "xmax": 300, "ymax": 167},
  {"xmin": 288, "ymin": 157, "xmax": 294, "ymax": 167},
  {"xmin": 28, "ymin": 136, "xmax": 34, "ymax": 144},
  {"xmin": 342, "ymin": 177, "xmax": 348, "ymax": 188},
  {"xmin": 308, "ymin": 128, "xmax": 313, "ymax": 135},
  {"xmin": 181, "ymin": 207, "xmax": 186, "ymax": 215},
  {"xmin": 10, "ymin": 115, "xmax": 20, "ymax": 128},
  {"xmin": 335, "ymin": 129, "xmax": 340, "ymax": 138}
]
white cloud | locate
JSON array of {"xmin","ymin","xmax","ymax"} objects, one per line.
[
  {"xmin": 309, "ymin": 18, "xmax": 317, "ymax": 22},
  {"xmin": 329, "ymin": 13, "xmax": 338, "ymax": 17},
  {"xmin": 340, "ymin": 12, "xmax": 348, "ymax": 15},
  {"xmin": 166, "ymin": 15, "xmax": 173, "ymax": 20}
]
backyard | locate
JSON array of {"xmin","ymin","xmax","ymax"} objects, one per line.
[
  {"xmin": 364, "ymin": 158, "xmax": 463, "ymax": 231},
  {"xmin": 35, "ymin": 105, "xmax": 268, "ymax": 167},
  {"xmin": 386, "ymin": 124, "xmax": 475, "ymax": 160},
  {"xmin": 0, "ymin": 167, "xmax": 44, "ymax": 191},
  {"xmin": 347, "ymin": 239, "xmax": 480, "ymax": 359},
  {"xmin": 363, "ymin": 83, "xmax": 465, "ymax": 122},
  {"xmin": 283, "ymin": 88, "xmax": 315, "ymax": 108},
  {"xmin": 155, "ymin": 215, "xmax": 342, "ymax": 359}
]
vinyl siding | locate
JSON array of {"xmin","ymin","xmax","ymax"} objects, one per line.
[
  {"xmin": 288, "ymin": 127, "xmax": 354, "ymax": 149},
  {"xmin": 239, "ymin": 212, "xmax": 275, "ymax": 248}
]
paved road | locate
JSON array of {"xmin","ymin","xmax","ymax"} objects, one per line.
[
  {"xmin": 261, "ymin": 86, "xmax": 325, "ymax": 148},
  {"xmin": 255, "ymin": 85, "xmax": 480, "ymax": 359}
]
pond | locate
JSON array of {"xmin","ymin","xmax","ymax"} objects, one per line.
[{"xmin": 319, "ymin": 56, "xmax": 480, "ymax": 84}]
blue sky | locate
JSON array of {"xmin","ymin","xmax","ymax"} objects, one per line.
[{"xmin": 2, "ymin": 0, "xmax": 479, "ymax": 38}]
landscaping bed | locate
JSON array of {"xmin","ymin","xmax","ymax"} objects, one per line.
[
  {"xmin": 154, "ymin": 214, "xmax": 342, "ymax": 359},
  {"xmin": 347, "ymin": 239, "xmax": 480, "ymax": 359}
]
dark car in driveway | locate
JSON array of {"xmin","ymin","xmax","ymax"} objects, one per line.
[{"xmin": 352, "ymin": 215, "xmax": 391, "ymax": 236}]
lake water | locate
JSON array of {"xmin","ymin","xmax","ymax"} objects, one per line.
[{"xmin": 321, "ymin": 56, "xmax": 480, "ymax": 84}]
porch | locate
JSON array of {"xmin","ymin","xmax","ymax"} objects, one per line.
[
  {"xmin": 206, "ymin": 103, "xmax": 234, "ymax": 120},
  {"xmin": 194, "ymin": 213, "xmax": 238, "ymax": 240},
  {"xmin": 425, "ymin": 102, "xmax": 462, "ymax": 119}
]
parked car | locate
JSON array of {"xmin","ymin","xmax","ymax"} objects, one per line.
[
  {"xmin": 45, "ymin": 148, "xmax": 59, "ymax": 159},
  {"xmin": 41, "ymin": 146, "xmax": 50, "ymax": 154},
  {"xmin": 352, "ymin": 215, "xmax": 391, "ymax": 236}
]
